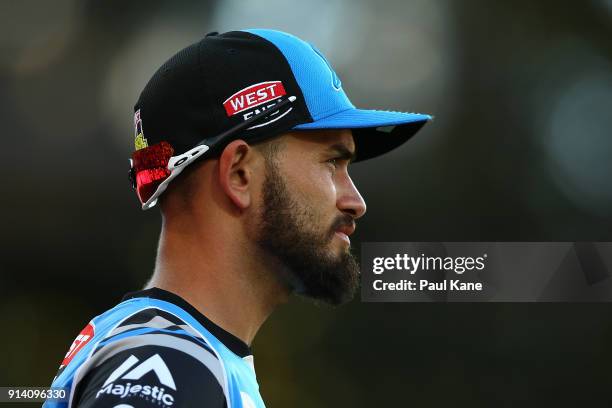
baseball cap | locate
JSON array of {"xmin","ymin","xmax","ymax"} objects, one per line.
[{"xmin": 130, "ymin": 29, "xmax": 431, "ymax": 210}]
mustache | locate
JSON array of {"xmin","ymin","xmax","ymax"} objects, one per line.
[{"xmin": 329, "ymin": 214, "xmax": 356, "ymax": 236}]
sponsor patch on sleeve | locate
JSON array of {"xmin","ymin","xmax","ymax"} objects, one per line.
[{"xmin": 61, "ymin": 322, "xmax": 95, "ymax": 367}]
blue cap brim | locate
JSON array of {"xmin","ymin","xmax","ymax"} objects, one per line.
[{"xmin": 292, "ymin": 108, "xmax": 432, "ymax": 162}]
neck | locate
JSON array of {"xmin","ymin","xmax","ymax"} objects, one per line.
[{"xmin": 146, "ymin": 218, "xmax": 290, "ymax": 346}]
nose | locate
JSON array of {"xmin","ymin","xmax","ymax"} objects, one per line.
[{"xmin": 337, "ymin": 173, "xmax": 367, "ymax": 220}]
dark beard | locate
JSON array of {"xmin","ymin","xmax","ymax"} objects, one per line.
[{"xmin": 256, "ymin": 161, "xmax": 360, "ymax": 305}]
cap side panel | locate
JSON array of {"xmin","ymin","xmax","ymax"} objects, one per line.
[{"xmin": 244, "ymin": 29, "xmax": 354, "ymax": 121}]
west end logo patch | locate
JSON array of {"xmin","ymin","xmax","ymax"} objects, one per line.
[
  {"xmin": 223, "ymin": 81, "xmax": 293, "ymax": 129},
  {"xmin": 223, "ymin": 81, "xmax": 286, "ymax": 116}
]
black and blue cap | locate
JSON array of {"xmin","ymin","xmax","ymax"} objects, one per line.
[{"xmin": 130, "ymin": 29, "xmax": 431, "ymax": 210}]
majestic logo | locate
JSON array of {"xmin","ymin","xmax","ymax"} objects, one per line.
[
  {"xmin": 223, "ymin": 81, "xmax": 293, "ymax": 129},
  {"xmin": 61, "ymin": 322, "xmax": 95, "ymax": 367},
  {"xmin": 134, "ymin": 109, "xmax": 148, "ymax": 150},
  {"xmin": 97, "ymin": 354, "xmax": 176, "ymax": 406}
]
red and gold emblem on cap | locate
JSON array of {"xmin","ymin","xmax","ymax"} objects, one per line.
[{"xmin": 134, "ymin": 109, "xmax": 148, "ymax": 150}]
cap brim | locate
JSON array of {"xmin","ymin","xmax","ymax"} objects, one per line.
[{"xmin": 293, "ymin": 108, "xmax": 431, "ymax": 162}]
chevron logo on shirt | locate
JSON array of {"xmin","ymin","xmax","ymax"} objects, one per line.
[{"xmin": 96, "ymin": 354, "xmax": 176, "ymax": 406}]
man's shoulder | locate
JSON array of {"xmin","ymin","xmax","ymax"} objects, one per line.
[
  {"xmin": 94, "ymin": 305, "xmax": 222, "ymax": 360},
  {"xmin": 73, "ymin": 306, "xmax": 228, "ymax": 407},
  {"xmin": 99, "ymin": 306, "xmax": 215, "ymax": 349}
]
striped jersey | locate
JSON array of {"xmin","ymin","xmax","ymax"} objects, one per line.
[{"xmin": 44, "ymin": 288, "xmax": 264, "ymax": 407}]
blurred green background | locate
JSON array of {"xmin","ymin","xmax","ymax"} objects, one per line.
[{"xmin": 1, "ymin": 0, "xmax": 612, "ymax": 406}]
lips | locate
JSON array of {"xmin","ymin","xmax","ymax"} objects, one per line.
[
  {"xmin": 335, "ymin": 223, "xmax": 356, "ymax": 237},
  {"xmin": 330, "ymin": 214, "xmax": 356, "ymax": 244}
]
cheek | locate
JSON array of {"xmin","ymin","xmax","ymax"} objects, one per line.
[{"xmin": 295, "ymin": 166, "xmax": 337, "ymax": 205}]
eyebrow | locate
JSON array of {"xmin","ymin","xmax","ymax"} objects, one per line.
[{"xmin": 327, "ymin": 143, "xmax": 357, "ymax": 163}]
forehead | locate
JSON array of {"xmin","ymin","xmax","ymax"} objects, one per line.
[{"xmin": 282, "ymin": 129, "xmax": 355, "ymax": 153}]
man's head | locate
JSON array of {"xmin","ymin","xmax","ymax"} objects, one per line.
[{"xmin": 160, "ymin": 129, "xmax": 365, "ymax": 305}]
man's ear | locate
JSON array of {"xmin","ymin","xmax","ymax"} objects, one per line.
[{"xmin": 218, "ymin": 139, "xmax": 255, "ymax": 210}]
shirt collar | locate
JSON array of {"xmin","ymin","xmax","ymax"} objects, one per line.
[{"xmin": 122, "ymin": 287, "xmax": 253, "ymax": 358}]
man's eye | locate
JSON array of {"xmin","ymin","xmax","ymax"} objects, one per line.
[{"xmin": 327, "ymin": 158, "xmax": 339, "ymax": 168}]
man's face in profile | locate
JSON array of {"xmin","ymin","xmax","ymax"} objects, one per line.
[{"xmin": 255, "ymin": 129, "xmax": 367, "ymax": 305}]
